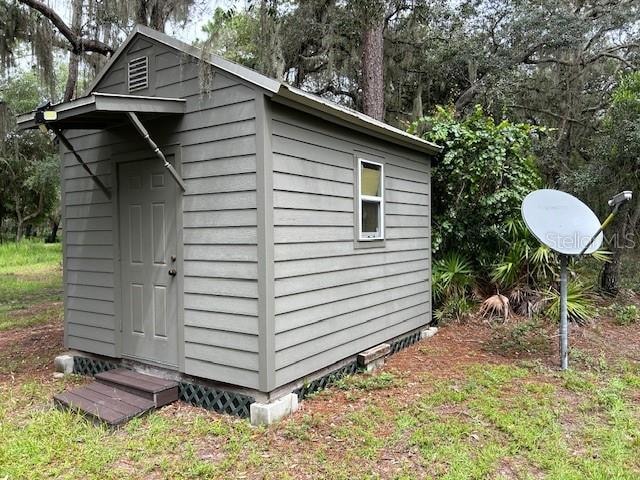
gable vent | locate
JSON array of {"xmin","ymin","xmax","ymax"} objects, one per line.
[{"xmin": 128, "ymin": 56, "xmax": 148, "ymax": 92}]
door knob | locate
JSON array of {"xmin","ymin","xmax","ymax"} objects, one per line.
[{"xmin": 168, "ymin": 268, "xmax": 177, "ymax": 276}]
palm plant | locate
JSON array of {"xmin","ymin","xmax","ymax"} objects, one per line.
[
  {"xmin": 545, "ymin": 282, "xmax": 597, "ymax": 325},
  {"xmin": 433, "ymin": 252, "xmax": 474, "ymax": 302},
  {"xmin": 489, "ymin": 217, "xmax": 604, "ymax": 321},
  {"xmin": 432, "ymin": 252, "xmax": 475, "ymax": 323}
]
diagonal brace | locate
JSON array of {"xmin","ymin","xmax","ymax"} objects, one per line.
[
  {"xmin": 50, "ymin": 126, "xmax": 111, "ymax": 199},
  {"xmin": 126, "ymin": 112, "xmax": 186, "ymax": 192}
]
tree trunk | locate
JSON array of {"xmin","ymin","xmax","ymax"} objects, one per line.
[
  {"xmin": 15, "ymin": 213, "xmax": 24, "ymax": 242},
  {"xmin": 361, "ymin": 19, "xmax": 384, "ymax": 121},
  {"xmin": 13, "ymin": 190, "xmax": 44, "ymax": 242},
  {"xmin": 136, "ymin": 0, "xmax": 149, "ymax": 26},
  {"xmin": 601, "ymin": 198, "xmax": 640, "ymax": 295},
  {"xmin": 150, "ymin": 1, "xmax": 166, "ymax": 32},
  {"xmin": 412, "ymin": 78, "xmax": 423, "ymax": 121},
  {"xmin": 47, "ymin": 219, "xmax": 59, "ymax": 243},
  {"xmin": 64, "ymin": 52, "xmax": 79, "ymax": 101}
]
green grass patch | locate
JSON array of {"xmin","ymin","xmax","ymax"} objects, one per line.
[
  {"xmin": 392, "ymin": 363, "xmax": 640, "ymax": 479},
  {"xmin": 1, "ymin": 360, "xmax": 639, "ymax": 478},
  {"xmin": 0, "ymin": 240, "xmax": 62, "ymax": 330}
]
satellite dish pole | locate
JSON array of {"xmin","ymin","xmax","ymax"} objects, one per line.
[
  {"xmin": 559, "ymin": 254, "xmax": 569, "ymax": 370},
  {"xmin": 522, "ymin": 189, "xmax": 632, "ymax": 371}
]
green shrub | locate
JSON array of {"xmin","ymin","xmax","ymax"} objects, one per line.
[
  {"xmin": 434, "ymin": 294, "xmax": 475, "ymax": 324},
  {"xmin": 410, "ymin": 105, "xmax": 542, "ymax": 264},
  {"xmin": 432, "ymin": 251, "xmax": 474, "ymax": 302},
  {"xmin": 611, "ymin": 304, "xmax": 639, "ymax": 326}
]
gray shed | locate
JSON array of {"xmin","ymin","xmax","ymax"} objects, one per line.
[{"xmin": 18, "ymin": 26, "xmax": 441, "ymax": 407}]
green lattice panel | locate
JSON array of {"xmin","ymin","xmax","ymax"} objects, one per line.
[
  {"xmin": 389, "ymin": 330, "xmax": 422, "ymax": 354},
  {"xmin": 73, "ymin": 356, "xmax": 118, "ymax": 376},
  {"xmin": 179, "ymin": 382, "xmax": 254, "ymax": 418},
  {"xmin": 294, "ymin": 361, "xmax": 361, "ymax": 400}
]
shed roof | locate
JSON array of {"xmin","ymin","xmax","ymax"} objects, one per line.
[{"xmin": 86, "ymin": 25, "xmax": 442, "ymax": 156}]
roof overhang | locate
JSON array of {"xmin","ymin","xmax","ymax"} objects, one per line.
[
  {"xmin": 16, "ymin": 92, "xmax": 186, "ymax": 130},
  {"xmin": 274, "ymin": 85, "xmax": 443, "ymax": 156}
]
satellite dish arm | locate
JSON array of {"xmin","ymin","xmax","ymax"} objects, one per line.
[{"xmin": 579, "ymin": 190, "xmax": 633, "ymax": 256}]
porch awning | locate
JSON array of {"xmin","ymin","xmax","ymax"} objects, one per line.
[
  {"xmin": 16, "ymin": 92, "xmax": 186, "ymax": 130},
  {"xmin": 16, "ymin": 92, "xmax": 187, "ymax": 196}
]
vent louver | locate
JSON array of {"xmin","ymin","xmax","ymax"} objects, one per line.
[{"xmin": 128, "ymin": 56, "xmax": 148, "ymax": 92}]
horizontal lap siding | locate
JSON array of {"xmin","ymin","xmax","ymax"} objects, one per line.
[
  {"xmin": 61, "ymin": 134, "xmax": 117, "ymax": 357},
  {"xmin": 271, "ymin": 104, "xmax": 431, "ymax": 388},
  {"xmin": 152, "ymin": 49, "xmax": 261, "ymax": 389},
  {"xmin": 67, "ymin": 36, "xmax": 260, "ymax": 388}
]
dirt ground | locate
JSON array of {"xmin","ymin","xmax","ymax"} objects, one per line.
[
  {"xmin": 3, "ymin": 300, "xmax": 639, "ymax": 415},
  {"xmin": 3, "ymin": 297, "xmax": 639, "ymax": 389}
]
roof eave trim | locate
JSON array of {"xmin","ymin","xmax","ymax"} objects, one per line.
[{"xmin": 275, "ymin": 84, "xmax": 443, "ymax": 156}]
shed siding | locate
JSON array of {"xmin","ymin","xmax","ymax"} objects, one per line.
[
  {"xmin": 270, "ymin": 103, "xmax": 432, "ymax": 387},
  {"xmin": 61, "ymin": 137, "xmax": 116, "ymax": 357},
  {"xmin": 63, "ymin": 36, "xmax": 260, "ymax": 388}
]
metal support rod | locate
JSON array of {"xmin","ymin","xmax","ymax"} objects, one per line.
[
  {"xmin": 126, "ymin": 112, "xmax": 186, "ymax": 192},
  {"xmin": 559, "ymin": 254, "xmax": 569, "ymax": 371},
  {"xmin": 50, "ymin": 126, "xmax": 112, "ymax": 200},
  {"xmin": 579, "ymin": 204, "xmax": 620, "ymax": 256}
]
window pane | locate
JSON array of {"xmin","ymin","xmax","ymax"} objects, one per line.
[
  {"xmin": 361, "ymin": 200, "xmax": 380, "ymax": 236},
  {"xmin": 361, "ymin": 162, "xmax": 381, "ymax": 197}
]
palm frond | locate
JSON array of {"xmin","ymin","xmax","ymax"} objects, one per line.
[
  {"xmin": 480, "ymin": 294, "xmax": 510, "ymax": 321},
  {"xmin": 545, "ymin": 282, "xmax": 597, "ymax": 325}
]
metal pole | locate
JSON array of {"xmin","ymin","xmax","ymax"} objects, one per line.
[
  {"xmin": 559, "ymin": 254, "xmax": 569, "ymax": 370},
  {"xmin": 50, "ymin": 126, "xmax": 112, "ymax": 200},
  {"xmin": 126, "ymin": 112, "xmax": 186, "ymax": 192},
  {"xmin": 579, "ymin": 204, "xmax": 619, "ymax": 256}
]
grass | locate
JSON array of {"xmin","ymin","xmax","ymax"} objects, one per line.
[
  {"xmin": 0, "ymin": 239, "xmax": 62, "ymax": 330},
  {"xmin": 1, "ymin": 360, "xmax": 639, "ymax": 479}
]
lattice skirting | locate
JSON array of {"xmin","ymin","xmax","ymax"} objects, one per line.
[
  {"xmin": 294, "ymin": 328, "xmax": 424, "ymax": 400},
  {"xmin": 179, "ymin": 382, "xmax": 254, "ymax": 418},
  {"xmin": 389, "ymin": 329, "xmax": 422, "ymax": 354},
  {"xmin": 73, "ymin": 356, "xmax": 118, "ymax": 376},
  {"xmin": 294, "ymin": 361, "xmax": 361, "ymax": 400},
  {"xmin": 70, "ymin": 327, "xmax": 425, "ymax": 416}
]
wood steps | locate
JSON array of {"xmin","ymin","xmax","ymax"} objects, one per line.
[{"xmin": 54, "ymin": 368, "xmax": 179, "ymax": 426}]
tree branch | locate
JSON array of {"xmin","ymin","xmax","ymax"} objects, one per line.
[
  {"xmin": 18, "ymin": 0, "xmax": 114, "ymax": 56},
  {"xmin": 507, "ymin": 104, "xmax": 586, "ymax": 126},
  {"xmin": 314, "ymin": 84, "xmax": 357, "ymax": 101},
  {"xmin": 523, "ymin": 57, "xmax": 576, "ymax": 67}
]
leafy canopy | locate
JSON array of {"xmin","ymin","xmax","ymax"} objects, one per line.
[{"xmin": 409, "ymin": 105, "xmax": 542, "ymax": 264}]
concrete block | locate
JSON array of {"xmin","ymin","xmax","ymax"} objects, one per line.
[
  {"xmin": 357, "ymin": 343, "xmax": 391, "ymax": 367},
  {"xmin": 365, "ymin": 357, "xmax": 386, "ymax": 373},
  {"xmin": 250, "ymin": 393, "xmax": 299, "ymax": 426},
  {"xmin": 421, "ymin": 327, "xmax": 438, "ymax": 340},
  {"xmin": 54, "ymin": 354, "xmax": 74, "ymax": 375}
]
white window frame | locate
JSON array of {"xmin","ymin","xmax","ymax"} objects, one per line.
[{"xmin": 357, "ymin": 158, "xmax": 384, "ymax": 241}]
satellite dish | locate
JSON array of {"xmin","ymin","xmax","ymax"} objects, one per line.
[
  {"xmin": 522, "ymin": 189, "xmax": 603, "ymax": 255},
  {"xmin": 522, "ymin": 188, "xmax": 632, "ymax": 371}
]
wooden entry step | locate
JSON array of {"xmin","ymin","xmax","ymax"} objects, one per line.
[
  {"xmin": 54, "ymin": 368, "xmax": 179, "ymax": 426},
  {"xmin": 95, "ymin": 368, "xmax": 179, "ymax": 407}
]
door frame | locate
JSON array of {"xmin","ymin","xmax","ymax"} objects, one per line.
[{"xmin": 112, "ymin": 143, "xmax": 185, "ymax": 372}]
